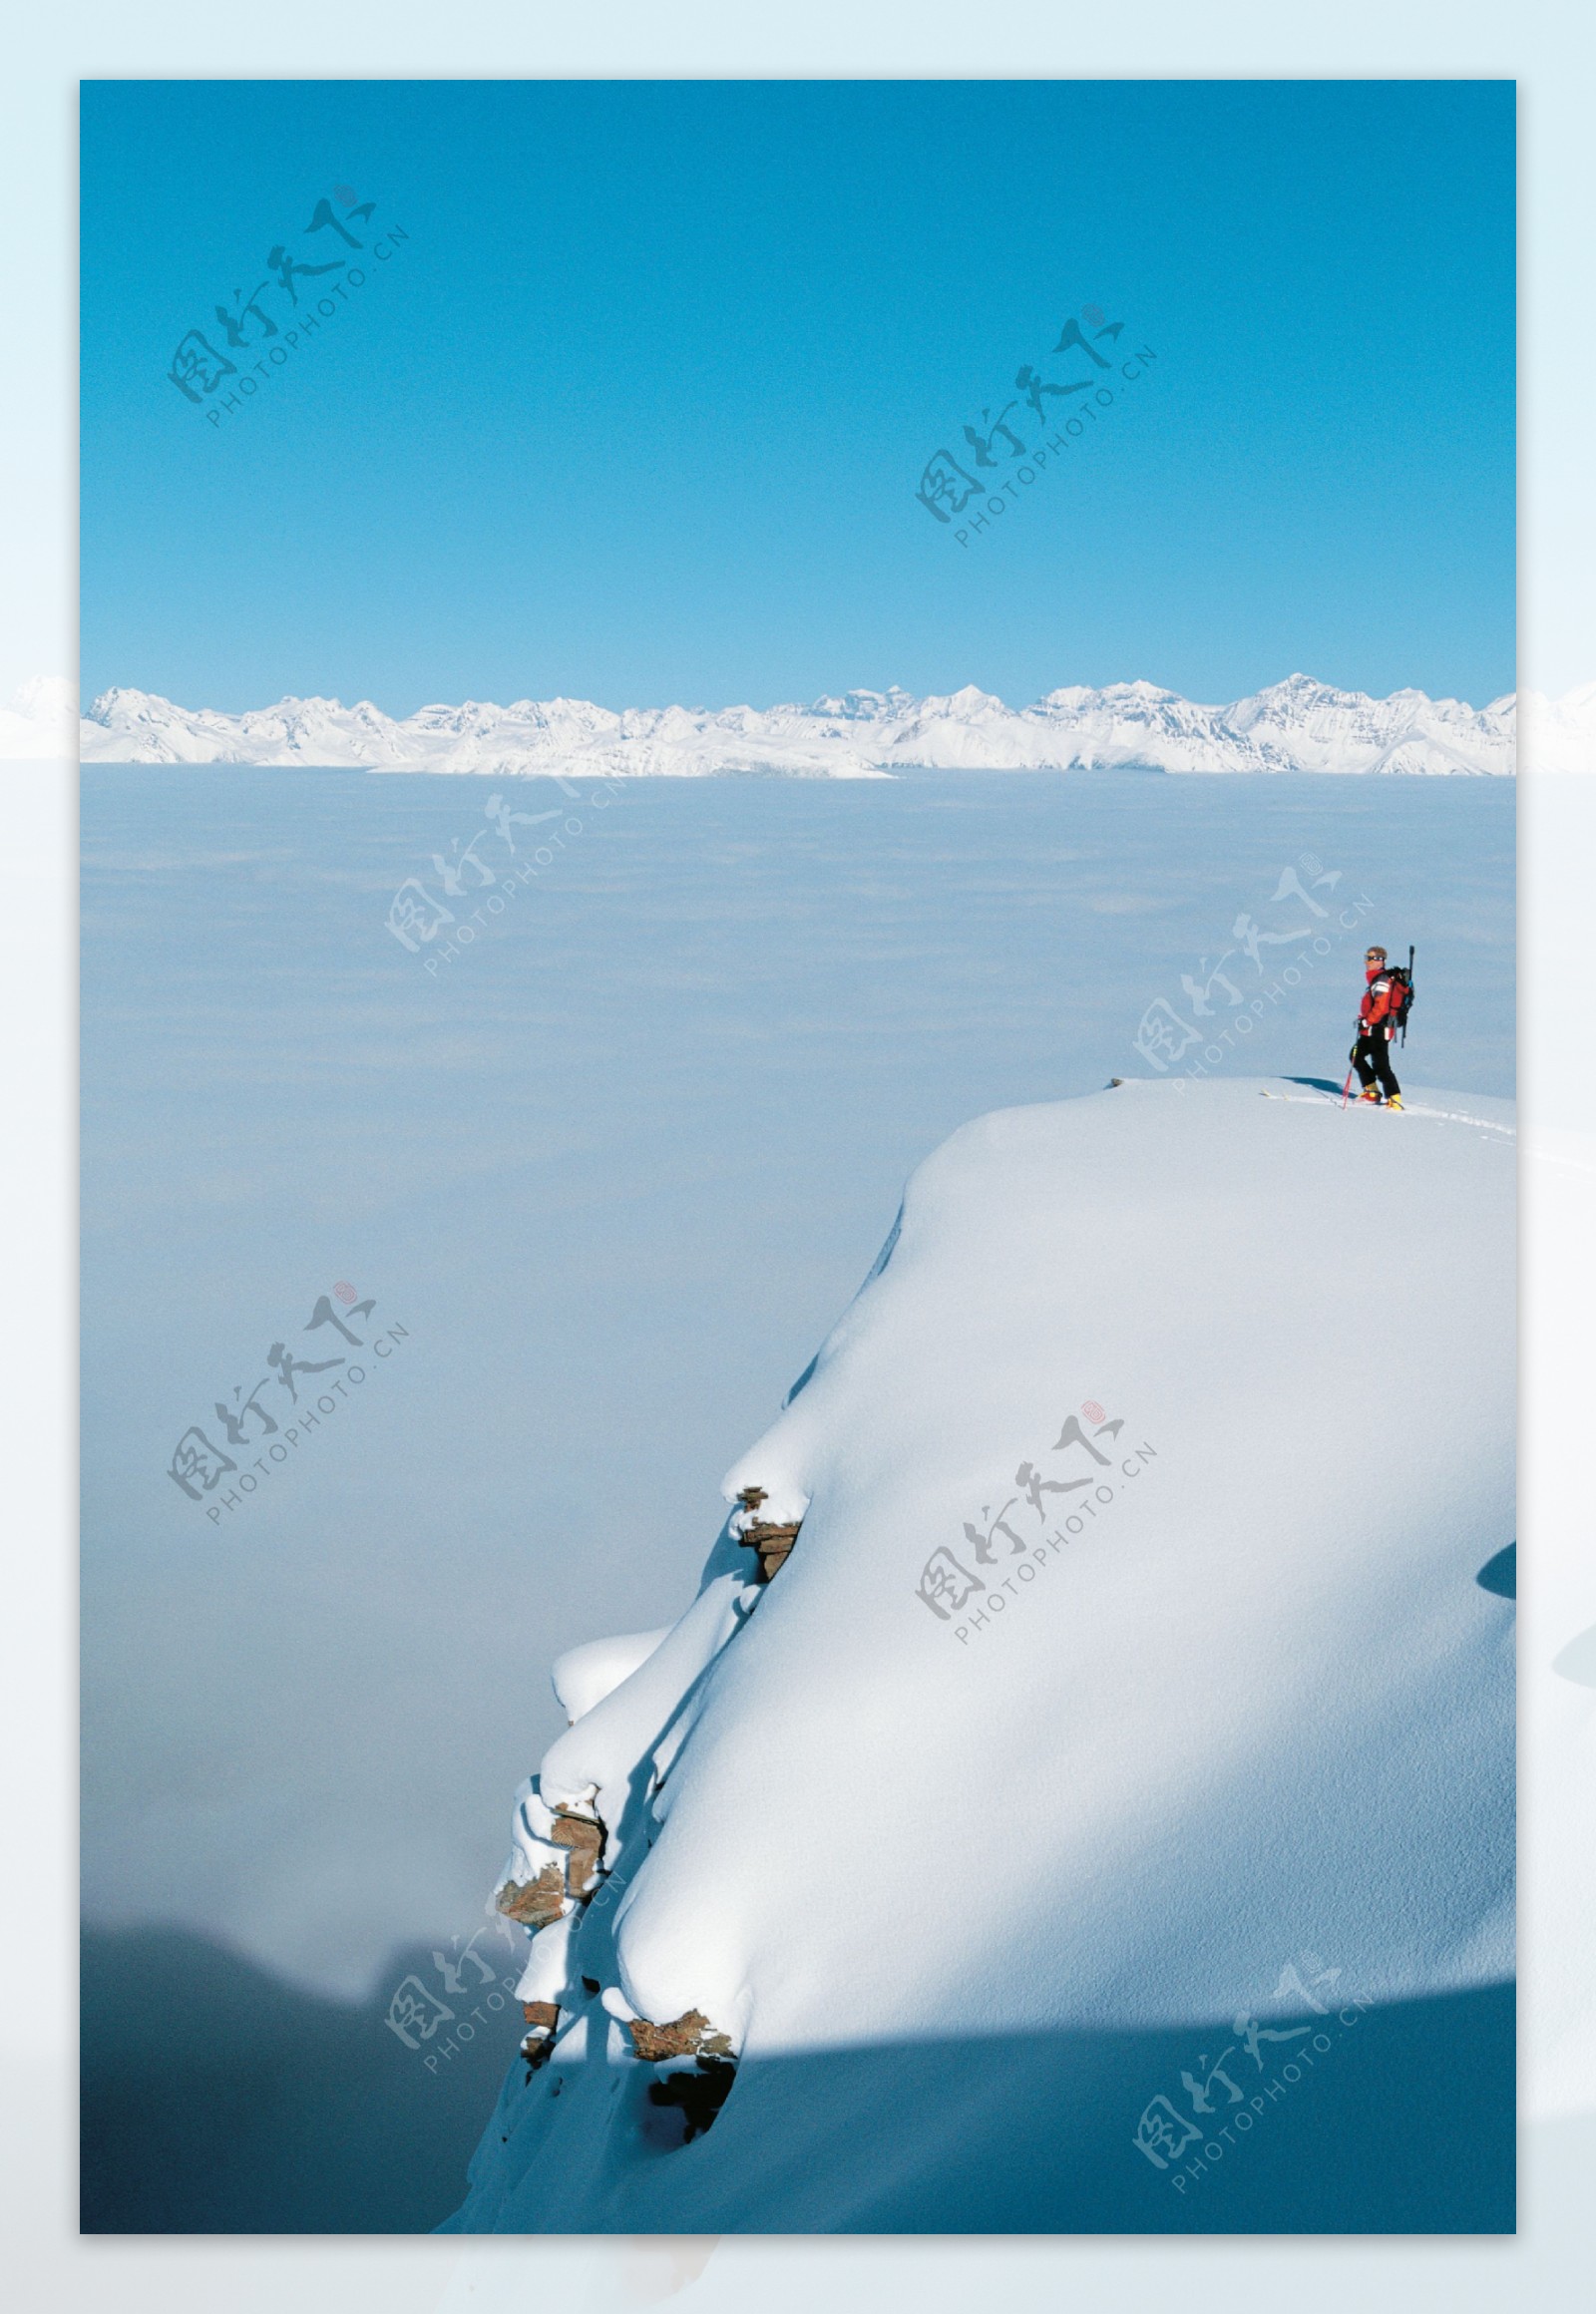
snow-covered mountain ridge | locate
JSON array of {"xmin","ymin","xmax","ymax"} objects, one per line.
[
  {"xmin": 36, "ymin": 672, "xmax": 1592, "ymax": 775},
  {"xmin": 444, "ymin": 1074, "xmax": 1515, "ymax": 2232}
]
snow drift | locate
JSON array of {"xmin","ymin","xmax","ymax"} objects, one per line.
[
  {"xmin": 445, "ymin": 1074, "xmax": 1514, "ymax": 2232},
  {"xmin": 63, "ymin": 674, "xmax": 1535, "ymax": 775}
]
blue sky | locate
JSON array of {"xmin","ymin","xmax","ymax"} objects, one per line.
[{"xmin": 81, "ymin": 79, "xmax": 1515, "ymax": 713}]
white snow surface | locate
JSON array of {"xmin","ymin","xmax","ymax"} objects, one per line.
[
  {"xmin": 551, "ymin": 1629, "xmax": 673, "ymax": 1727},
  {"xmin": 452, "ymin": 1073, "xmax": 1513, "ymax": 2229},
  {"xmin": 47, "ymin": 672, "xmax": 1563, "ymax": 774}
]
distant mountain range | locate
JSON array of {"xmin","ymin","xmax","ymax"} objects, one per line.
[{"xmin": 9, "ymin": 672, "xmax": 1596, "ymax": 772}]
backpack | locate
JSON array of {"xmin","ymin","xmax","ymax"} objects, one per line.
[{"xmin": 1386, "ymin": 964, "xmax": 1414, "ymax": 1029}]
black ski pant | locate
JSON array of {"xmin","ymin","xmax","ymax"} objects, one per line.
[{"xmin": 1353, "ymin": 1034, "xmax": 1400, "ymax": 1099}]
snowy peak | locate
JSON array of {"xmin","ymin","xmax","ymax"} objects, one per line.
[{"xmin": 15, "ymin": 672, "xmax": 1588, "ymax": 773}]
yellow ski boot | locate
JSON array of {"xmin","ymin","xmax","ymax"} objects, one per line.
[
  {"xmin": 1387, "ymin": 1093, "xmax": 1403, "ymax": 1111},
  {"xmin": 1358, "ymin": 1086, "xmax": 1381, "ymax": 1103}
]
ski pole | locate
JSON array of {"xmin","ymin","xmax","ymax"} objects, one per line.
[{"xmin": 1402, "ymin": 944, "xmax": 1413, "ymax": 1046}]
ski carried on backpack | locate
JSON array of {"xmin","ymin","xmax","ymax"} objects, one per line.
[{"xmin": 1389, "ymin": 945, "xmax": 1416, "ymax": 1045}]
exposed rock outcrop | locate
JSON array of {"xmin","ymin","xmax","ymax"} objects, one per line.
[
  {"xmin": 496, "ymin": 1861, "xmax": 566, "ymax": 1929},
  {"xmin": 519, "ymin": 1999, "xmax": 561, "ymax": 2071},
  {"xmin": 550, "ymin": 1808, "xmax": 603, "ymax": 1896},
  {"xmin": 626, "ymin": 2009, "xmax": 735, "ymax": 2064},
  {"xmin": 493, "ymin": 1785, "xmax": 607, "ymax": 1926},
  {"xmin": 732, "ymin": 1486, "xmax": 802, "ymax": 1583}
]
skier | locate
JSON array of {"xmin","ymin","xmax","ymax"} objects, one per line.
[{"xmin": 1351, "ymin": 946, "xmax": 1406, "ymax": 1108}]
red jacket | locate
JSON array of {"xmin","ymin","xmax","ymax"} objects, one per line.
[{"xmin": 1359, "ymin": 964, "xmax": 1401, "ymax": 1040}]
